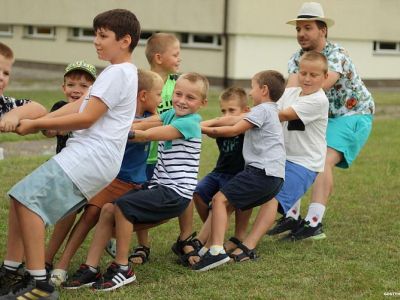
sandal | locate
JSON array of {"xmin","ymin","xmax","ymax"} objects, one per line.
[
  {"xmin": 128, "ymin": 245, "xmax": 150, "ymax": 265},
  {"xmin": 224, "ymin": 236, "xmax": 242, "ymax": 255},
  {"xmin": 229, "ymin": 242, "xmax": 257, "ymax": 263},
  {"xmin": 171, "ymin": 232, "xmax": 203, "ymax": 267}
]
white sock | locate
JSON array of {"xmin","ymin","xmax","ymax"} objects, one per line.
[
  {"xmin": 198, "ymin": 247, "xmax": 208, "ymax": 257},
  {"xmin": 27, "ymin": 269, "xmax": 47, "ymax": 281},
  {"xmin": 88, "ymin": 265, "xmax": 98, "ymax": 273},
  {"xmin": 305, "ymin": 203, "xmax": 326, "ymax": 227},
  {"xmin": 4, "ymin": 260, "xmax": 22, "ymax": 271},
  {"xmin": 285, "ymin": 199, "xmax": 301, "ymax": 220},
  {"xmin": 118, "ymin": 263, "xmax": 128, "ymax": 271},
  {"xmin": 209, "ymin": 245, "xmax": 225, "ymax": 256}
]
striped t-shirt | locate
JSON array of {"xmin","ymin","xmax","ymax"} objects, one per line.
[{"xmin": 149, "ymin": 109, "xmax": 202, "ymax": 199}]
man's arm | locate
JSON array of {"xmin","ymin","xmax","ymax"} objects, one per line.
[
  {"xmin": 202, "ymin": 119, "xmax": 253, "ymax": 138},
  {"xmin": 16, "ymin": 96, "xmax": 108, "ymax": 135},
  {"xmin": 0, "ymin": 101, "xmax": 47, "ymax": 132},
  {"xmin": 130, "ymin": 125, "xmax": 182, "ymax": 142}
]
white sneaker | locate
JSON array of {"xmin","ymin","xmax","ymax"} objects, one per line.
[
  {"xmin": 105, "ymin": 238, "xmax": 117, "ymax": 258},
  {"xmin": 50, "ymin": 268, "xmax": 68, "ymax": 286}
]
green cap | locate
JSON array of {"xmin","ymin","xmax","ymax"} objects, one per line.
[{"xmin": 64, "ymin": 60, "xmax": 97, "ymax": 80}]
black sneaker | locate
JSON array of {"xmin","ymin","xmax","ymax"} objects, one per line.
[
  {"xmin": 0, "ymin": 263, "xmax": 25, "ymax": 296},
  {"xmin": 62, "ymin": 264, "xmax": 101, "ymax": 289},
  {"xmin": 2, "ymin": 274, "xmax": 59, "ymax": 300},
  {"xmin": 267, "ymin": 216, "xmax": 301, "ymax": 235},
  {"xmin": 192, "ymin": 251, "xmax": 230, "ymax": 272},
  {"xmin": 92, "ymin": 262, "xmax": 136, "ymax": 291},
  {"xmin": 283, "ymin": 220, "xmax": 326, "ymax": 241}
]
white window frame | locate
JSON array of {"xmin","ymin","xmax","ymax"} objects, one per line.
[
  {"xmin": 0, "ymin": 24, "xmax": 13, "ymax": 37},
  {"xmin": 69, "ymin": 27, "xmax": 95, "ymax": 42},
  {"xmin": 373, "ymin": 41, "xmax": 400, "ymax": 55},
  {"xmin": 25, "ymin": 25, "xmax": 55, "ymax": 39},
  {"xmin": 181, "ymin": 33, "xmax": 222, "ymax": 49}
]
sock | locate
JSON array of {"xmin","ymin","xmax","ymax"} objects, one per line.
[
  {"xmin": 305, "ymin": 203, "xmax": 326, "ymax": 227},
  {"xmin": 27, "ymin": 269, "xmax": 47, "ymax": 281},
  {"xmin": 118, "ymin": 263, "xmax": 128, "ymax": 271},
  {"xmin": 4, "ymin": 260, "xmax": 22, "ymax": 271},
  {"xmin": 285, "ymin": 199, "xmax": 301, "ymax": 220},
  {"xmin": 209, "ymin": 245, "xmax": 225, "ymax": 256},
  {"xmin": 198, "ymin": 247, "xmax": 208, "ymax": 257},
  {"xmin": 88, "ymin": 265, "xmax": 98, "ymax": 273}
]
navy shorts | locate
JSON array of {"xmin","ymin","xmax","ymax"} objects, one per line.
[
  {"xmin": 194, "ymin": 172, "xmax": 236, "ymax": 206},
  {"xmin": 114, "ymin": 185, "xmax": 190, "ymax": 224},
  {"xmin": 220, "ymin": 165, "xmax": 283, "ymax": 211}
]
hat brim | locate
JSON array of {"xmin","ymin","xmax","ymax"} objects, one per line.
[
  {"xmin": 64, "ymin": 67, "xmax": 96, "ymax": 80},
  {"xmin": 287, "ymin": 17, "xmax": 334, "ymax": 28}
]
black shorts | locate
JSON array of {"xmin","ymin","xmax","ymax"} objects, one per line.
[
  {"xmin": 115, "ymin": 185, "xmax": 190, "ymax": 224},
  {"xmin": 220, "ymin": 165, "xmax": 283, "ymax": 211}
]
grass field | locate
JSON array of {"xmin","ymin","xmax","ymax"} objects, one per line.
[{"xmin": 0, "ymin": 89, "xmax": 399, "ymax": 299}]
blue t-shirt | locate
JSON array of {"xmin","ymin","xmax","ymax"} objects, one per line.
[{"xmin": 117, "ymin": 112, "xmax": 152, "ymax": 184}]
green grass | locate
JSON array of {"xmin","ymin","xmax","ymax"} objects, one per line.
[{"xmin": 0, "ymin": 90, "xmax": 399, "ymax": 299}]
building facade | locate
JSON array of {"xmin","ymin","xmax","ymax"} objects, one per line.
[{"xmin": 1, "ymin": 0, "xmax": 400, "ymax": 86}]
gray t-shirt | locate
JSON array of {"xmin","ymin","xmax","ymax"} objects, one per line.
[{"xmin": 243, "ymin": 102, "xmax": 285, "ymax": 179}]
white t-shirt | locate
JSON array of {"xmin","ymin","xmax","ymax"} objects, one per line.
[
  {"xmin": 277, "ymin": 87, "xmax": 328, "ymax": 172},
  {"xmin": 55, "ymin": 63, "xmax": 137, "ymax": 199}
]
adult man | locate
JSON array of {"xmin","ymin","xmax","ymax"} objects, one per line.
[{"xmin": 269, "ymin": 2, "xmax": 374, "ymax": 240}]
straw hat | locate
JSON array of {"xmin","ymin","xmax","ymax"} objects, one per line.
[{"xmin": 287, "ymin": 2, "xmax": 334, "ymax": 27}]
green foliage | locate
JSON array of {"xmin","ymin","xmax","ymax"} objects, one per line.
[{"xmin": 0, "ymin": 90, "xmax": 399, "ymax": 299}]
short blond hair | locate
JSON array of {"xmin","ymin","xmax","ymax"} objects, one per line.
[
  {"xmin": 220, "ymin": 87, "xmax": 248, "ymax": 108},
  {"xmin": 177, "ymin": 72, "xmax": 209, "ymax": 100},
  {"xmin": 138, "ymin": 69, "xmax": 162, "ymax": 93},
  {"xmin": 145, "ymin": 33, "xmax": 179, "ymax": 64},
  {"xmin": 0, "ymin": 42, "xmax": 14, "ymax": 59},
  {"xmin": 300, "ymin": 51, "xmax": 328, "ymax": 74}
]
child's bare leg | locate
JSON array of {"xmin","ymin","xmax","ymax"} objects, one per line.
[
  {"xmin": 114, "ymin": 206, "xmax": 133, "ymax": 266},
  {"xmin": 178, "ymin": 200, "xmax": 194, "ymax": 240},
  {"xmin": 193, "ymin": 193, "xmax": 209, "ymax": 222},
  {"xmin": 45, "ymin": 212, "xmax": 76, "ymax": 266},
  {"xmin": 5, "ymin": 200, "xmax": 24, "ymax": 263},
  {"xmin": 224, "ymin": 208, "xmax": 253, "ymax": 252},
  {"xmin": 210, "ymin": 192, "xmax": 233, "ymax": 247},
  {"xmin": 232, "ymin": 199, "xmax": 278, "ymax": 257},
  {"xmin": 13, "ymin": 199, "xmax": 45, "ymax": 270},
  {"xmin": 56, "ymin": 205, "xmax": 101, "ymax": 270},
  {"xmin": 85, "ymin": 204, "xmax": 116, "ymax": 267}
]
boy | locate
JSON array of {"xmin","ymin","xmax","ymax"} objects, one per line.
[
  {"xmin": 0, "ymin": 9, "xmax": 140, "ymax": 299},
  {"xmin": 193, "ymin": 70, "xmax": 286, "ymax": 271},
  {"xmin": 177, "ymin": 87, "xmax": 251, "ymax": 266},
  {"xmin": 47, "ymin": 69, "xmax": 163, "ymax": 286},
  {"xmin": 63, "ymin": 72, "xmax": 208, "ymax": 291},
  {"xmin": 228, "ymin": 51, "xmax": 329, "ymax": 261},
  {"xmin": 0, "ymin": 42, "xmax": 46, "ymax": 132}
]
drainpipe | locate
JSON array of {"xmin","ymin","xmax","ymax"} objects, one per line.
[{"xmin": 223, "ymin": 0, "xmax": 229, "ymax": 88}]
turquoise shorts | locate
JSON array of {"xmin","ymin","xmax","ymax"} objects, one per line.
[
  {"xmin": 326, "ymin": 114, "xmax": 373, "ymax": 169},
  {"xmin": 8, "ymin": 158, "xmax": 86, "ymax": 225}
]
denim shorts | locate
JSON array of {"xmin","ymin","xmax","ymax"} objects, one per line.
[
  {"xmin": 326, "ymin": 114, "xmax": 373, "ymax": 168},
  {"xmin": 194, "ymin": 172, "xmax": 236, "ymax": 206},
  {"xmin": 220, "ymin": 165, "xmax": 283, "ymax": 211},
  {"xmin": 275, "ymin": 161, "xmax": 317, "ymax": 214},
  {"xmin": 8, "ymin": 158, "xmax": 86, "ymax": 225}
]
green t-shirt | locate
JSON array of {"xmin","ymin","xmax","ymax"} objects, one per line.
[{"xmin": 147, "ymin": 74, "xmax": 178, "ymax": 164}]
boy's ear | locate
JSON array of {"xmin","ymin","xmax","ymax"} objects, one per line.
[
  {"xmin": 154, "ymin": 53, "xmax": 162, "ymax": 65},
  {"xmin": 262, "ymin": 85, "xmax": 270, "ymax": 98},
  {"xmin": 243, "ymin": 105, "xmax": 250, "ymax": 112},
  {"xmin": 120, "ymin": 34, "xmax": 132, "ymax": 50},
  {"xmin": 137, "ymin": 89, "xmax": 147, "ymax": 102},
  {"xmin": 202, "ymin": 98, "xmax": 208, "ymax": 107}
]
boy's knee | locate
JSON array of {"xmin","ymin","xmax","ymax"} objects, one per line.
[
  {"xmin": 82, "ymin": 205, "xmax": 102, "ymax": 226},
  {"xmin": 100, "ymin": 203, "xmax": 115, "ymax": 219}
]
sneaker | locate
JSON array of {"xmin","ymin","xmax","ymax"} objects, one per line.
[
  {"xmin": 0, "ymin": 263, "xmax": 25, "ymax": 296},
  {"xmin": 284, "ymin": 220, "xmax": 326, "ymax": 241},
  {"xmin": 50, "ymin": 269, "xmax": 68, "ymax": 287},
  {"xmin": 267, "ymin": 216, "xmax": 301, "ymax": 235},
  {"xmin": 2, "ymin": 274, "xmax": 59, "ymax": 300},
  {"xmin": 62, "ymin": 264, "xmax": 101, "ymax": 289},
  {"xmin": 92, "ymin": 262, "xmax": 136, "ymax": 292},
  {"xmin": 192, "ymin": 251, "xmax": 230, "ymax": 272},
  {"xmin": 105, "ymin": 238, "xmax": 117, "ymax": 258}
]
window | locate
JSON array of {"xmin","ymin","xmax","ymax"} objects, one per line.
[
  {"xmin": 373, "ymin": 41, "xmax": 400, "ymax": 55},
  {"xmin": 138, "ymin": 31, "xmax": 154, "ymax": 45},
  {"xmin": 25, "ymin": 26, "xmax": 55, "ymax": 39},
  {"xmin": 69, "ymin": 27, "xmax": 94, "ymax": 41},
  {"xmin": 180, "ymin": 33, "xmax": 222, "ymax": 49},
  {"xmin": 0, "ymin": 24, "xmax": 13, "ymax": 37}
]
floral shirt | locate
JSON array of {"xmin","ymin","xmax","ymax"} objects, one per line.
[
  {"xmin": 288, "ymin": 41, "xmax": 375, "ymax": 118},
  {"xmin": 0, "ymin": 95, "xmax": 30, "ymax": 117}
]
